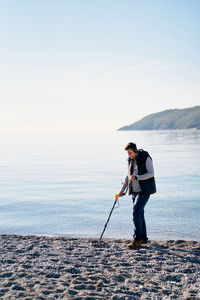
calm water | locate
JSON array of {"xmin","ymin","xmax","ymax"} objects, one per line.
[{"xmin": 0, "ymin": 129, "xmax": 199, "ymax": 241}]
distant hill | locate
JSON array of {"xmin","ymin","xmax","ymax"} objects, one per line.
[{"xmin": 118, "ymin": 106, "xmax": 200, "ymax": 130}]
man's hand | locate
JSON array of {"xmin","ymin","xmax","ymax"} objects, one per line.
[
  {"xmin": 129, "ymin": 175, "xmax": 136, "ymax": 181},
  {"xmin": 118, "ymin": 191, "xmax": 126, "ymax": 197}
]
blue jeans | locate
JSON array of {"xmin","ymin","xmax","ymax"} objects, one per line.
[{"xmin": 132, "ymin": 192, "xmax": 150, "ymax": 240}]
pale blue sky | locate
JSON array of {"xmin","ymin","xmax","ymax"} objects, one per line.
[{"xmin": 0, "ymin": 0, "xmax": 199, "ymax": 132}]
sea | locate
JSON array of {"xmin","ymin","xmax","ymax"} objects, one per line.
[{"xmin": 0, "ymin": 129, "xmax": 199, "ymax": 241}]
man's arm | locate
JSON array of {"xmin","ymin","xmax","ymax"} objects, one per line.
[
  {"xmin": 120, "ymin": 175, "xmax": 128, "ymax": 192},
  {"xmin": 137, "ymin": 156, "xmax": 154, "ymax": 180}
]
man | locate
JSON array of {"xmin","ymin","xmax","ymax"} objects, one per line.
[{"xmin": 118, "ymin": 142, "xmax": 156, "ymax": 249}]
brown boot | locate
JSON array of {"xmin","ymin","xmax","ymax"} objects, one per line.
[
  {"xmin": 128, "ymin": 239, "xmax": 142, "ymax": 249},
  {"xmin": 140, "ymin": 238, "xmax": 148, "ymax": 244}
]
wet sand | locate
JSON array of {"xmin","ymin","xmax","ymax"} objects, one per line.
[{"xmin": 0, "ymin": 234, "xmax": 199, "ymax": 299}]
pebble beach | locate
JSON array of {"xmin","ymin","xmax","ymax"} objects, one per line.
[{"xmin": 0, "ymin": 234, "xmax": 199, "ymax": 299}]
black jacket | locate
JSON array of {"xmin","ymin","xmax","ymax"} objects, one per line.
[{"xmin": 128, "ymin": 149, "xmax": 156, "ymax": 196}]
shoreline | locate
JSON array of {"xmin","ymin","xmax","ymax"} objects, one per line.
[
  {"xmin": 0, "ymin": 234, "xmax": 199, "ymax": 299},
  {"xmin": 1, "ymin": 232, "xmax": 199, "ymax": 242}
]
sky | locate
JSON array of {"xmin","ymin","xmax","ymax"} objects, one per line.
[{"xmin": 0, "ymin": 0, "xmax": 199, "ymax": 133}]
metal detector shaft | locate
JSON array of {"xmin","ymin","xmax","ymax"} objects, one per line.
[
  {"xmin": 99, "ymin": 180, "xmax": 130, "ymax": 242},
  {"xmin": 99, "ymin": 198, "xmax": 118, "ymax": 241}
]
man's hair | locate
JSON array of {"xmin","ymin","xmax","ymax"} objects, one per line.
[{"xmin": 124, "ymin": 142, "xmax": 138, "ymax": 153}]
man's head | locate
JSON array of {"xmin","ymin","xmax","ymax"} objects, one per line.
[{"xmin": 124, "ymin": 142, "xmax": 138, "ymax": 159}]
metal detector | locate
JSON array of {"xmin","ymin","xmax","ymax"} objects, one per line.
[{"xmin": 99, "ymin": 182, "xmax": 129, "ymax": 242}]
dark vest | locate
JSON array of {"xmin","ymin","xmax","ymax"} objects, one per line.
[{"xmin": 128, "ymin": 149, "xmax": 156, "ymax": 196}]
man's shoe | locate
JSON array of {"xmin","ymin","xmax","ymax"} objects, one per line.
[
  {"xmin": 128, "ymin": 239, "xmax": 142, "ymax": 249},
  {"xmin": 140, "ymin": 238, "xmax": 148, "ymax": 244}
]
